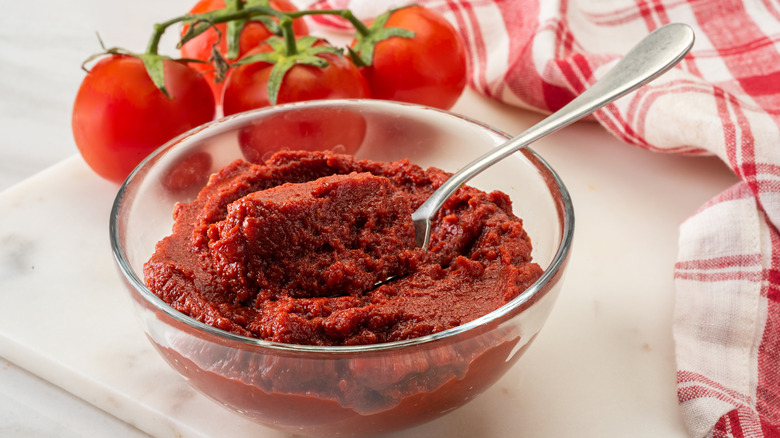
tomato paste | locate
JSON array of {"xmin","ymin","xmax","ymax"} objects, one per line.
[{"xmin": 144, "ymin": 150, "xmax": 543, "ymax": 346}]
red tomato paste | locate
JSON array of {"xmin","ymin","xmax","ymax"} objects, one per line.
[{"xmin": 144, "ymin": 151, "xmax": 543, "ymax": 346}]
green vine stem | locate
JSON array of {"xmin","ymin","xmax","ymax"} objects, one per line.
[
  {"xmin": 285, "ymin": 9, "xmax": 372, "ymax": 37},
  {"xmin": 100, "ymin": 3, "xmax": 413, "ymax": 98},
  {"xmin": 280, "ymin": 18, "xmax": 298, "ymax": 55},
  {"xmin": 175, "ymin": 5, "xmax": 282, "ymax": 50},
  {"xmin": 145, "ymin": 16, "xmax": 188, "ymax": 56},
  {"xmin": 176, "ymin": 7, "xmax": 372, "ymax": 52},
  {"xmin": 225, "ymin": 0, "xmax": 245, "ymax": 59}
]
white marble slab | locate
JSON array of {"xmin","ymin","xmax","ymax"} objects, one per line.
[
  {"xmin": 0, "ymin": 357, "xmax": 148, "ymax": 438},
  {"xmin": 0, "ymin": 86, "xmax": 740, "ymax": 436}
]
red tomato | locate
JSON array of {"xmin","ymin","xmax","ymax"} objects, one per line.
[
  {"xmin": 180, "ymin": 0, "xmax": 309, "ymax": 104},
  {"xmin": 238, "ymin": 107, "xmax": 367, "ymax": 163},
  {"xmin": 72, "ymin": 54, "xmax": 216, "ymax": 184},
  {"xmin": 354, "ymin": 5, "xmax": 467, "ymax": 110},
  {"xmin": 221, "ymin": 40, "xmax": 370, "ymax": 116}
]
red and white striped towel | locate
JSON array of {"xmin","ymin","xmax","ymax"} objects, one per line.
[{"xmin": 302, "ymin": 0, "xmax": 780, "ymax": 436}]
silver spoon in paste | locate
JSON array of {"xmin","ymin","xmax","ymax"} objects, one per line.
[{"xmin": 412, "ymin": 22, "xmax": 695, "ymax": 249}]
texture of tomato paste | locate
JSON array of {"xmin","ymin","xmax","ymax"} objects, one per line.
[{"xmin": 144, "ymin": 150, "xmax": 543, "ymax": 345}]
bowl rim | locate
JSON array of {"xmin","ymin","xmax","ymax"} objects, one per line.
[{"xmin": 109, "ymin": 98, "xmax": 574, "ymax": 354}]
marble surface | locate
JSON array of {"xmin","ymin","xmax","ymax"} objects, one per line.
[{"xmin": 0, "ymin": 1, "xmax": 741, "ymax": 437}]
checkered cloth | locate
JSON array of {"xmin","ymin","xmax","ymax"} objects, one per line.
[{"xmin": 302, "ymin": 0, "xmax": 780, "ymax": 436}]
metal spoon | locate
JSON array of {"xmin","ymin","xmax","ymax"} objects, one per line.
[{"xmin": 411, "ymin": 23, "xmax": 695, "ymax": 249}]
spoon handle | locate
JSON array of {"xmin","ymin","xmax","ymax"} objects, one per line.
[{"xmin": 412, "ymin": 23, "xmax": 695, "ymax": 248}]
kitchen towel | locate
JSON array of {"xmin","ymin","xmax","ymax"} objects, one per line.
[{"xmin": 302, "ymin": 0, "xmax": 780, "ymax": 437}]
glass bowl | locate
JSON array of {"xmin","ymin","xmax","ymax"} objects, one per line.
[{"xmin": 110, "ymin": 99, "xmax": 573, "ymax": 436}]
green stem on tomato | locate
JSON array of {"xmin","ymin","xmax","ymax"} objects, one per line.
[
  {"xmin": 146, "ymin": 15, "xmax": 190, "ymax": 55},
  {"xmin": 285, "ymin": 9, "xmax": 372, "ymax": 37},
  {"xmin": 280, "ymin": 18, "xmax": 297, "ymax": 55},
  {"xmin": 226, "ymin": 0, "xmax": 246, "ymax": 59},
  {"xmin": 339, "ymin": 9, "xmax": 372, "ymax": 36}
]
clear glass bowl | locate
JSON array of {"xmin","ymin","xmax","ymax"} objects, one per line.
[{"xmin": 110, "ymin": 99, "xmax": 573, "ymax": 436}]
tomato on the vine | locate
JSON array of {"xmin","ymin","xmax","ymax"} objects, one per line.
[
  {"xmin": 351, "ymin": 5, "xmax": 468, "ymax": 110},
  {"xmin": 180, "ymin": 0, "xmax": 309, "ymax": 104},
  {"xmin": 222, "ymin": 37, "xmax": 370, "ymax": 116},
  {"xmin": 72, "ymin": 54, "xmax": 216, "ymax": 184}
]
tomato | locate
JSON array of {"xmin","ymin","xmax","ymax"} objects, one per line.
[
  {"xmin": 353, "ymin": 5, "xmax": 467, "ymax": 110},
  {"xmin": 180, "ymin": 0, "xmax": 309, "ymax": 104},
  {"xmin": 238, "ymin": 106, "xmax": 367, "ymax": 163},
  {"xmin": 221, "ymin": 39, "xmax": 370, "ymax": 116},
  {"xmin": 72, "ymin": 54, "xmax": 216, "ymax": 184}
]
